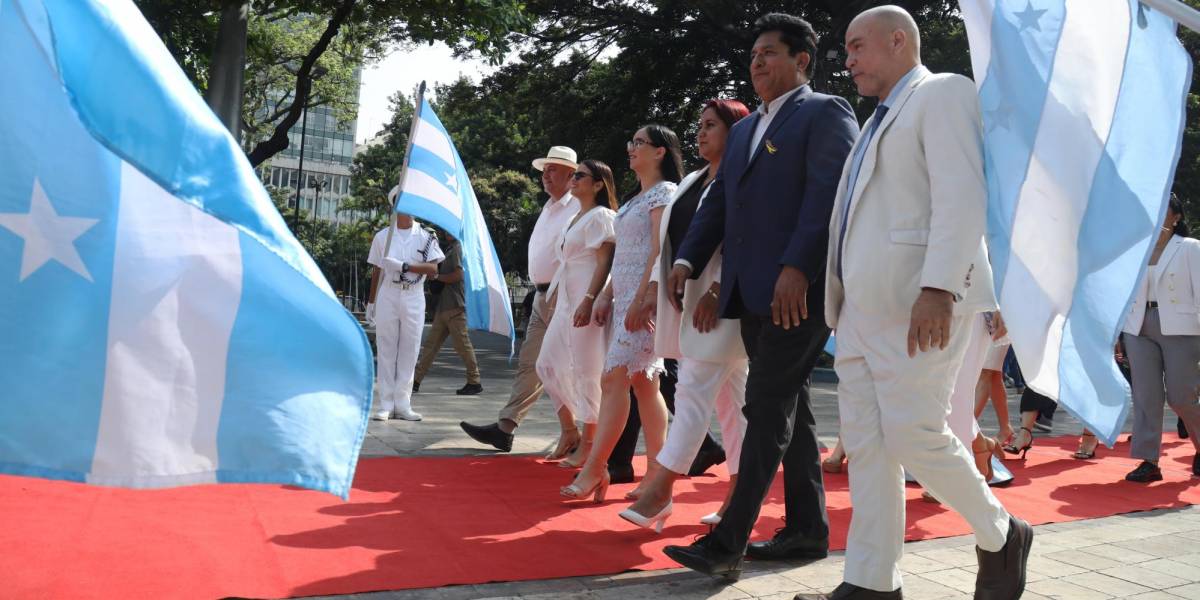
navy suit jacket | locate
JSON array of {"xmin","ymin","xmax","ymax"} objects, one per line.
[{"xmin": 677, "ymin": 86, "xmax": 858, "ymax": 319}]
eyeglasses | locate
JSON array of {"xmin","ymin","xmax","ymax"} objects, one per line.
[
  {"xmin": 572, "ymin": 172, "xmax": 595, "ymax": 180},
  {"xmin": 626, "ymin": 138, "xmax": 655, "ymax": 152}
]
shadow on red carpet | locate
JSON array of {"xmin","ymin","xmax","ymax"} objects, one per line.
[{"xmin": 0, "ymin": 435, "xmax": 1196, "ymax": 599}]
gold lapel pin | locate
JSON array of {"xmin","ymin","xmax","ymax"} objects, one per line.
[{"xmin": 765, "ymin": 139, "xmax": 777, "ymax": 154}]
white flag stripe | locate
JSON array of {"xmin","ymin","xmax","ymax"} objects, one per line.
[
  {"xmin": 89, "ymin": 162, "xmax": 242, "ymax": 485},
  {"xmin": 959, "ymin": 0, "xmax": 995, "ymax": 90},
  {"xmin": 413, "ymin": 118, "xmax": 457, "ymax": 169},
  {"xmin": 999, "ymin": 0, "xmax": 1131, "ymax": 392},
  {"xmin": 475, "ymin": 206, "xmax": 512, "ymax": 336},
  {"xmin": 402, "ymin": 169, "xmax": 463, "ymax": 220}
]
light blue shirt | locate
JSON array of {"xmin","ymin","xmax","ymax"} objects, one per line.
[{"xmin": 836, "ymin": 66, "xmax": 924, "ymax": 279}]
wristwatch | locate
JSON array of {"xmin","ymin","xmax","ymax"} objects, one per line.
[{"xmin": 401, "ymin": 262, "xmax": 410, "ymax": 274}]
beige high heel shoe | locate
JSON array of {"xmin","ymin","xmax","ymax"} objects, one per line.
[{"xmin": 560, "ymin": 471, "xmax": 610, "ymax": 503}]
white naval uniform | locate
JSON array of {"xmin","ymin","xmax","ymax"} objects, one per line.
[{"xmin": 369, "ymin": 223, "xmax": 444, "ymax": 419}]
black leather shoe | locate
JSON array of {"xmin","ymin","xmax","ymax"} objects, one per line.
[
  {"xmin": 459, "ymin": 421, "xmax": 513, "ymax": 452},
  {"xmin": 662, "ymin": 534, "xmax": 743, "ymax": 581},
  {"xmin": 456, "ymin": 383, "xmax": 483, "ymax": 395},
  {"xmin": 412, "ymin": 381, "xmax": 420, "ymax": 393},
  {"xmin": 1125, "ymin": 460, "xmax": 1163, "ymax": 482},
  {"xmin": 1193, "ymin": 454, "xmax": 1199, "ymax": 477},
  {"xmin": 746, "ymin": 528, "xmax": 829, "ymax": 560},
  {"xmin": 687, "ymin": 446, "xmax": 727, "ymax": 476},
  {"xmin": 1179, "ymin": 417, "xmax": 1190, "ymax": 439},
  {"xmin": 975, "ymin": 515, "xmax": 1033, "ymax": 600},
  {"xmin": 608, "ymin": 463, "xmax": 635, "ymax": 484},
  {"xmin": 795, "ymin": 582, "xmax": 902, "ymax": 599}
]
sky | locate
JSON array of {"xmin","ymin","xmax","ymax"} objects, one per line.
[{"xmin": 355, "ymin": 43, "xmax": 494, "ymax": 144}]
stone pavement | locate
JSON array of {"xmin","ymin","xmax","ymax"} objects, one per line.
[{"xmin": 328, "ymin": 328, "xmax": 1200, "ymax": 600}]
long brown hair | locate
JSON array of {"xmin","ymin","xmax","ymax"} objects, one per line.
[{"xmin": 581, "ymin": 159, "xmax": 618, "ymax": 211}]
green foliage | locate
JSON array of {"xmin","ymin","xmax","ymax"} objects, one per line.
[
  {"xmin": 348, "ymin": 91, "xmax": 415, "ymax": 216},
  {"xmin": 471, "ymin": 169, "xmax": 543, "ymax": 274}
]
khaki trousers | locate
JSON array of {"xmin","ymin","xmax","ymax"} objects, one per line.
[
  {"xmin": 499, "ymin": 291, "xmax": 553, "ymax": 426},
  {"xmin": 413, "ymin": 306, "xmax": 481, "ymax": 385}
]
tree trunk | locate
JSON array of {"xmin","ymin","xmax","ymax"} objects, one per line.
[
  {"xmin": 246, "ymin": 0, "xmax": 357, "ymax": 167},
  {"xmin": 206, "ymin": 0, "xmax": 251, "ymax": 140}
]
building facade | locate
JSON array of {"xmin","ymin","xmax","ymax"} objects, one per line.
[{"xmin": 257, "ymin": 80, "xmax": 363, "ymax": 224}]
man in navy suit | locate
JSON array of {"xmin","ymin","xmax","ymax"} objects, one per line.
[{"xmin": 663, "ymin": 13, "xmax": 858, "ymax": 580}]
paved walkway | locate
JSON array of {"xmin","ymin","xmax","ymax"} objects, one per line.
[{"xmin": 331, "ymin": 328, "xmax": 1200, "ymax": 600}]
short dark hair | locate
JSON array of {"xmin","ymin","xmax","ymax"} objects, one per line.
[{"xmin": 752, "ymin": 13, "xmax": 819, "ymax": 78}]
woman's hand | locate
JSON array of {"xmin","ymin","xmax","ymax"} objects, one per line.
[
  {"xmin": 592, "ymin": 294, "xmax": 613, "ymax": 326},
  {"xmin": 692, "ymin": 288, "xmax": 720, "ymax": 333},
  {"xmin": 573, "ymin": 297, "xmax": 595, "ymax": 327}
]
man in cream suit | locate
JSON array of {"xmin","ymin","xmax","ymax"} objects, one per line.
[{"xmin": 797, "ymin": 7, "xmax": 1031, "ymax": 600}]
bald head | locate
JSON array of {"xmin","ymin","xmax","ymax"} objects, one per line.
[{"xmin": 844, "ymin": 5, "xmax": 922, "ymax": 99}]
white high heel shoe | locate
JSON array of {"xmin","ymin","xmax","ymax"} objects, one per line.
[
  {"xmin": 618, "ymin": 501, "xmax": 673, "ymax": 533},
  {"xmin": 699, "ymin": 512, "xmax": 722, "ymax": 525}
]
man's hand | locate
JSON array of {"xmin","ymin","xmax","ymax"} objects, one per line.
[
  {"xmin": 666, "ymin": 264, "xmax": 692, "ymax": 312},
  {"xmin": 907, "ymin": 288, "xmax": 954, "ymax": 357},
  {"xmin": 365, "ymin": 303, "xmax": 376, "ymax": 325},
  {"xmin": 771, "ymin": 266, "xmax": 809, "ymax": 330},
  {"xmin": 592, "ymin": 294, "xmax": 613, "ymax": 326},
  {"xmin": 692, "ymin": 287, "xmax": 720, "ymax": 333}
]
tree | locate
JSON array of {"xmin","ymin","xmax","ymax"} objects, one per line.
[
  {"xmin": 347, "ymin": 91, "xmax": 414, "ymax": 216},
  {"xmin": 137, "ymin": 0, "xmax": 531, "ymax": 166}
]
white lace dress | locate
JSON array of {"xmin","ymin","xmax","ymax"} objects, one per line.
[{"xmin": 604, "ymin": 181, "xmax": 676, "ymax": 377}]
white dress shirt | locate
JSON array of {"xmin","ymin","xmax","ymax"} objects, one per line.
[
  {"xmin": 527, "ymin": 193, "xmax": 579, "ymax": 285},
  {"xmin": 748, "ymin": 85, "xmax": 804, "ymax": 163}
]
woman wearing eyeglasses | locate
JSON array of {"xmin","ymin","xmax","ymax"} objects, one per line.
[
  {"xmin": 561, "ymin": 125, "xmax": 683, "ymax": 502},
  {"xmin": 618, "ymin": 99, "xmax": 751, "ymax": 532},
  {"xmin": 537, "ymin": 160, "xmax": 619, "ymax": 466}
]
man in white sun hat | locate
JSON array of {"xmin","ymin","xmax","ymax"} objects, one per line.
[{"xmin": 460, "ymin": 146, "xmax": 580, "ymax": 451}]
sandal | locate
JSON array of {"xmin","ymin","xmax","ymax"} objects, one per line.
[
  {"xmin": 1002, "ymin": 427, "xmax": 1034, "ymax": 459},
  {"xmin": 1072, "ymin": 432, "xmax": 1097, "ymax": 459},
  {"xmin": 546, "ymin": 428, "xmax": 581, "ymax": 461}
]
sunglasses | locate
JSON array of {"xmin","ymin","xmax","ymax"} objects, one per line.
[{"xmin": 572, "ymin": 172, "xmax": 595, "ymax": 180}]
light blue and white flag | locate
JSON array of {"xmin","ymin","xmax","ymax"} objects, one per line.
[
  {"xmin": 960, "ymin": 0, "xmax": 1192, "ymax": 445},
  {"xmin": 0, "ymin": 0, "xmax": 373, "ymax": 498},
  {"xmin": 392, "ymin": 95, "xmax": 515, "ymax": 344}
]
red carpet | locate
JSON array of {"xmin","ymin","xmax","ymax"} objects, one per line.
[{"xmin": 1, "ymin": 435, "xmax": 1198, "ymax": 599}]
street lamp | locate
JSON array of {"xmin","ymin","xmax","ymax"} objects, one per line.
[{"xmin": 291, "ymin": 65, "xmax": 329, "ymax": 245}]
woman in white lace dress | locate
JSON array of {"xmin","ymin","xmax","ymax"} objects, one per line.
[
  {"xmin": 562, "ymin": 125, "xmax": 684, "ymax": 502},
  {"xmin": 536, "ymin": 160, "xmax": 619, "ymax": 466}
]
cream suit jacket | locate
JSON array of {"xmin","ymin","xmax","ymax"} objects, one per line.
[
  {"xmin": 1123, "ymin": 235, "xmax": 1200, "ymax": 336},
  {"xmin": 825, "ymin": 67, "xmax": 997, "ymax": 329},
  {"xmin": 653, "ymin": 170, "xmax": 747, "ymax": 362}
]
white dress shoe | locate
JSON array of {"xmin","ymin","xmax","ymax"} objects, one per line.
[
  {"xmin": 393, "ymin": 408, "xmax": 422, "ymax": 421},
  {"xmin": 699, "ymin": 512, "xmax": 722, "ymax": 525},
  {"xmin": 371, "ymin": 410, "xmax": 390, "ymax": 421},
  {"xmin": 618, "ymin": 501, "xmax": 672, "ymax": 533}
]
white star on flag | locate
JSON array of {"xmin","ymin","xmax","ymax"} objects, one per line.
[
  {"xmin": 0, "ymin": 178, "xmax": 99, "ymax": 282},
  {"xmin": 444, "ymin": 172, "xmax": 459, "ymax": 192}
]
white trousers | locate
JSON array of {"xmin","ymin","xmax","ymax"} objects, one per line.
[
  {"xmin": 836, "ymin": 306, "xmax": 1010, "ymax": 592},
  {"xmin": 947, "ymin": 314, "xmax": 991, "ymax": 446},
  {"xmin": 376, "ymin": 284, "xmax": 425, "ymax": 415},
  {"xmin": 657, "ymin": 357, "xmax": 749, "ymax": 476}
]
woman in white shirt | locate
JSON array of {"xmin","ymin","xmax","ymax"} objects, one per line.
[
  {"xmin": 537, "ymin": 160, "xmax": 618, "ymax": 466},
  {"xmin": 1122, "ymin": 195, "xmax": 1200, "ymax": 482}
]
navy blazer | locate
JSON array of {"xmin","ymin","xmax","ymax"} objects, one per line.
[{"xmin": 677, "ymin": 86, "xmax": 858, "ymax": 319}]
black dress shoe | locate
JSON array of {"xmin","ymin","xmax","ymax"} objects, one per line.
[
  {"xmin": 1193, "ymin": 454, "xmax": 1199, "ymax": 477},
  {"xmin": 746, "ymin": 527, "xmax": 829, "ymax": 560},
  {"xmin": 1125, "ymin": 460, "xmax": 1163, "ymax": 482},
  {"xmin": 456, "ymin": 383, "xmax": 483, "ymax": 395},
  {"xmin": 687, "ymin": 446, "xmax": 726, "ymax": 476},
  {"xmin": 1179, "ymin": 417, "xmax": 1190, "ymax": 439},
  {"xmin": 662, "ymin": 534, "xmax": 743, "ymax": 581},
  {"xmin": 608, "ymin": 463, "xmax": 635, "ymax": 484},
  {"xmin": 412, "ymin": 381, "xmax": 420, "ymax": 393},
  {"xmin": 975, "ymin": 515, "xmax": 1033, "ymax": 600},
  {"xmin": 795, "ymin": 582, "xmax": 902, "ymax": 599},
  {"xmin": 459, "ymin": 421, "xmax": 513, "ymax": 452}
]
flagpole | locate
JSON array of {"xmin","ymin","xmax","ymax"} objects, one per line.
[
  {"xmin": 1141, "ymin": 0, "xmax": 1200, "ymax": 33},
  {"xmin": 370, "ymin": 81, "xmax": 427, "ymax": 312}
]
